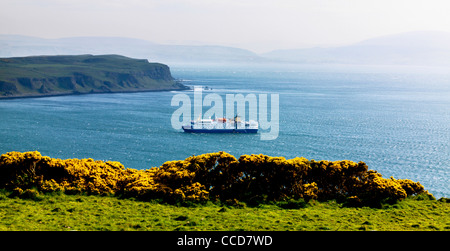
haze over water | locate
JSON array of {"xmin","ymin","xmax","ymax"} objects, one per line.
[{"xmin": 0, "ymin": 63, "xmax": 449, "ymax": 198}]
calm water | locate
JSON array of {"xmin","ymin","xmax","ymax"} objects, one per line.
[{"xmin": 0, "ymin": 63, "xmax": 449, "ymax": 198}]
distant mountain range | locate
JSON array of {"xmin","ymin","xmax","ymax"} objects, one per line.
[
  {"xmin": 0, "ymin": 35, "xmax": 263, "ymax": 64},
  {"xmin": 1, "ymin": 31, "xmax": 450, "ymax": 66},
  {"xmin": 262, "ymin": 31, "xmax": 450, "ymax": 66}
]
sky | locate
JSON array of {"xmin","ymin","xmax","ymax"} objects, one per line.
[{"xmin": 2, "ymin": 0, "xmax": 450, "ymax": 53}]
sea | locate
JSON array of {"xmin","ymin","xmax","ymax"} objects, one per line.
[{"xmin": 0, "ymin": 63, "xmax": 449, "ymax": 198}]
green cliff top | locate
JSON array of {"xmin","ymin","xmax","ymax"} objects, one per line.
[{"xmin": 0, "ymin": 54, "xmax": 186, "ymax": 98}]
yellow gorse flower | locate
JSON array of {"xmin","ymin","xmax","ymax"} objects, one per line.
[{"xmin": 0, "ymin": 151, "xmax": 432, "ymax": 205}]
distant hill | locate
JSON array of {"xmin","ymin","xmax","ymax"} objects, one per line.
[
  {"xmin": 1, "ymin": 31, "xmax": 450, "ymax": 66},
  {"xmin": 0, "ymin": 35, "xmax": 264, "ymax": 64},
  {"xmin": 0, "ymin": 54, "xmax": 187, "ymax": 98},
  {"xmin": 261, "ymin": 31, "xmax": 450, "ymax": 66}
]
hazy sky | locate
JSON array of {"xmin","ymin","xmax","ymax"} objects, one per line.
[{"xmin": 2, "ymin": 0, "xmax": 450, "ymax": 52}]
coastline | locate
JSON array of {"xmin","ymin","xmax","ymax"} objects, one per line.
[
  {"xmin": 0, "ymin": 54, "xmax": 189, "ymax": 100},
  {"xmin": 0, "ymin": 84, "xmax": 191, "ymax": 100}
]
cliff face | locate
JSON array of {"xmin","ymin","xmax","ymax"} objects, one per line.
[{"xmin": 0, "ymin": 54, "xmax": 186, "ymax": 98}]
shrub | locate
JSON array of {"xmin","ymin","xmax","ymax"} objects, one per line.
[
  {"xmin": 20, "ymin": 188, "xmax": 43, "ymax": 201},
  {"xmin": 0, "ymin": 151, "xmax": 433, "ymax": 206}
]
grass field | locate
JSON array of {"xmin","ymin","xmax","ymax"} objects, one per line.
[{"xmin": 0, "ymin": 190, "xmax": 448, "ymax": 231}]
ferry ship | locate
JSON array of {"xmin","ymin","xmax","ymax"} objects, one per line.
[{"xmin": 182, "ymin": 115, "xmax": 258, "ymax": 133}]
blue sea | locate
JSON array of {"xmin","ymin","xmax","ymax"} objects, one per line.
[{"xmin": 0, "ymin": 63, "xmax": 449, "ymax": 198}]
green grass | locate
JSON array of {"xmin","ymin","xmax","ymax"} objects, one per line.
[
  {"xmin": 0, "ymin": 190, "xmax": 448, "ymax": 231},
  {"xmin": 0, "ymin": 55, "xmax": 183, "ymax": 98}
]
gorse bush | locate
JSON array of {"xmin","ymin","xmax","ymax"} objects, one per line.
[{"xmin": 0, "ymin": 151, "xmax": 433, "ymax": 206}]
